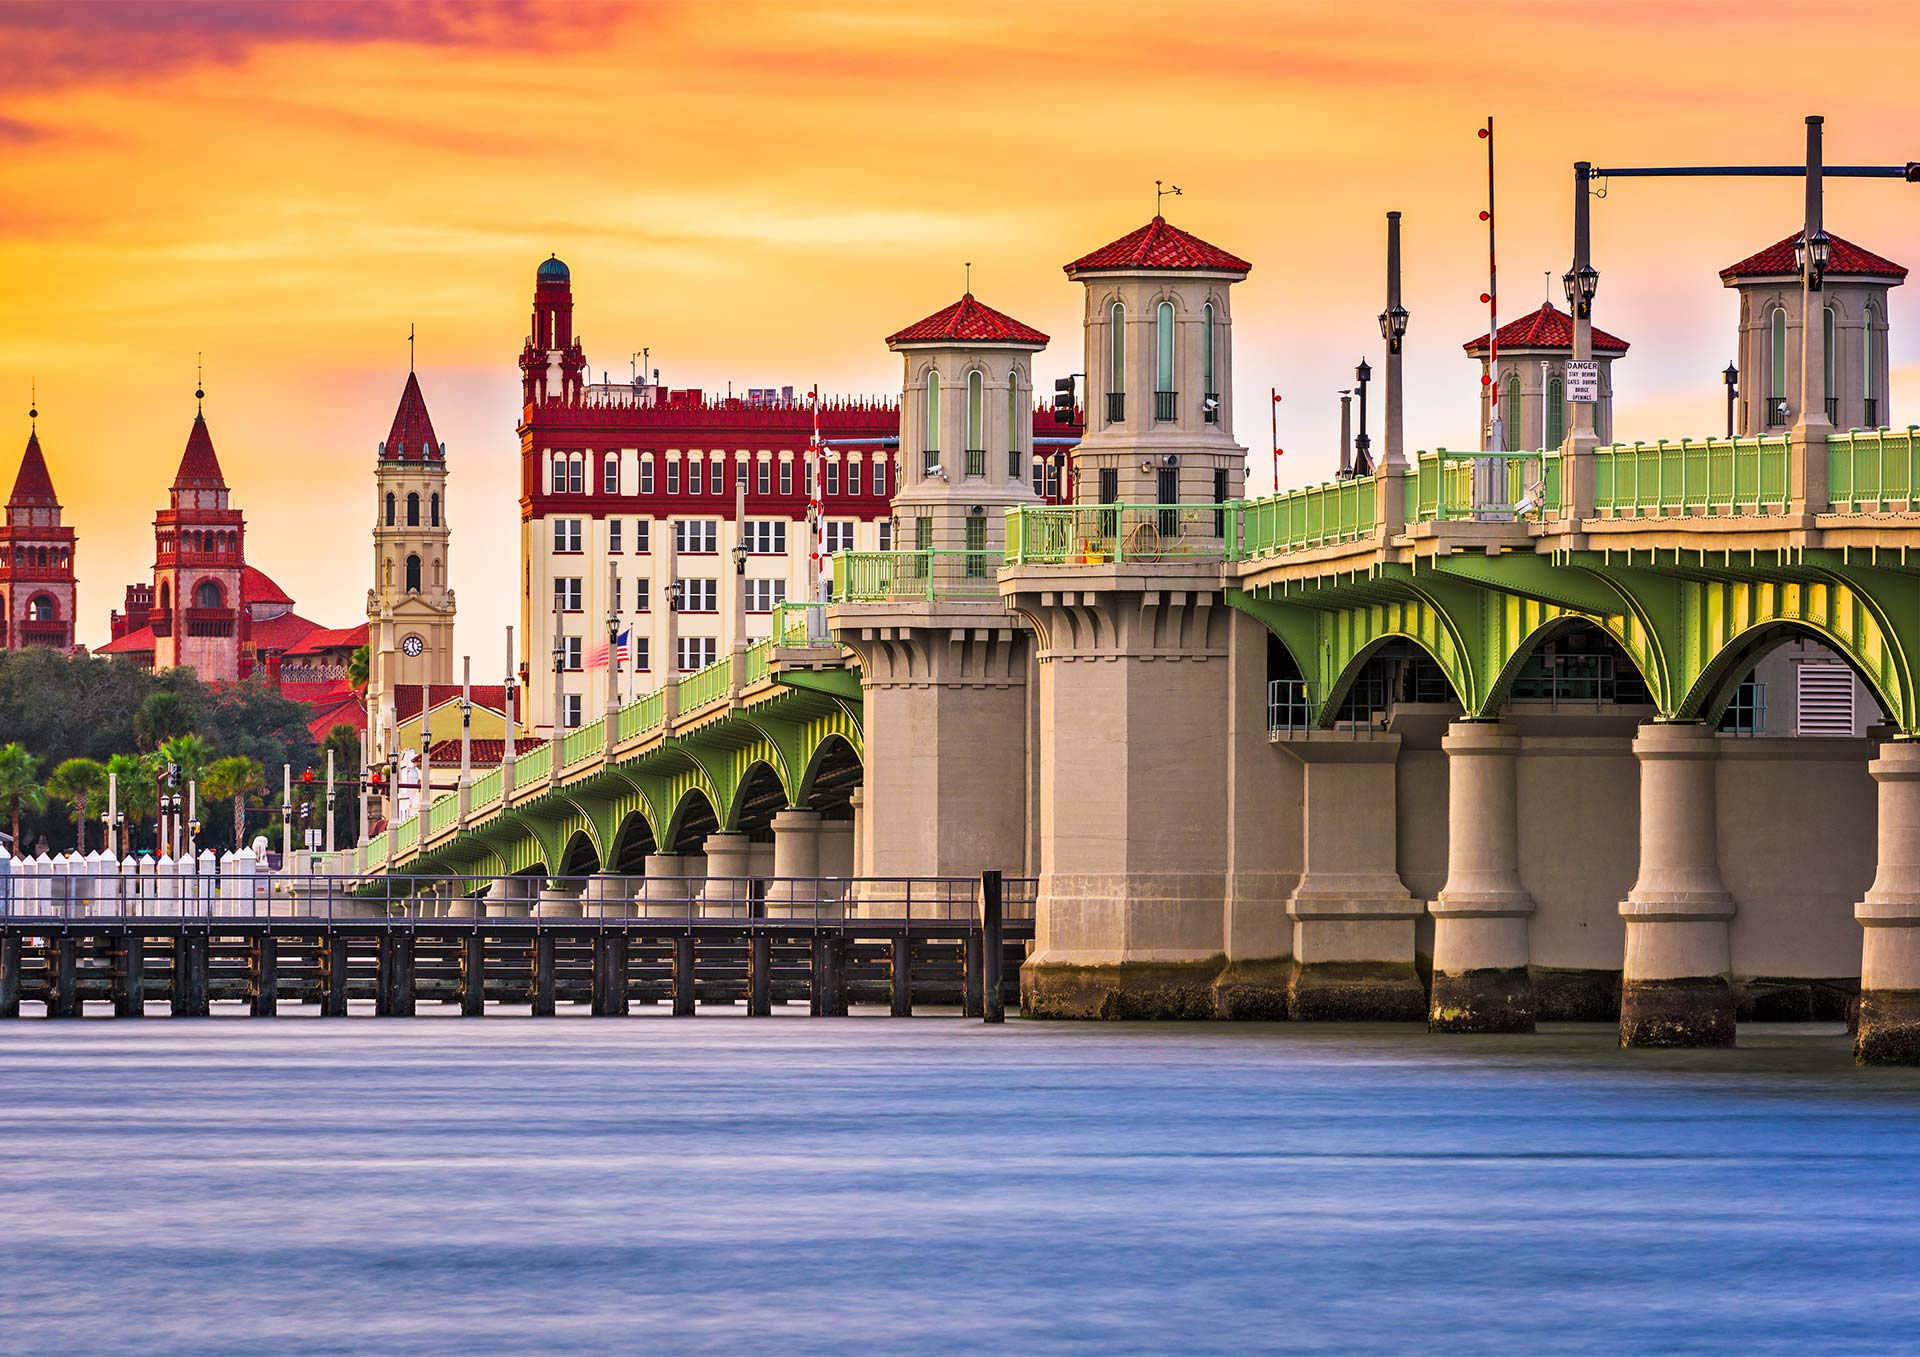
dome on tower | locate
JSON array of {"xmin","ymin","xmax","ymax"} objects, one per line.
[{"xmin": 537, "ymin": 254, "xmax": 570, "ymax": 282}]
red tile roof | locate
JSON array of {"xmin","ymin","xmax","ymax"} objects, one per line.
[
  {"xmin": 395, "ymin": 684, "xmax": 515, "ymax": 721},
  {"xmin": 173, "ymin": 413, "xmax": 227, "ymax": 488},
  {"xmin": 241, "ymin": 564, "xmax": 294, "ymax": 607},
  {"xmin": 426, "ymin": 736, "xmax": 547, "ymax": 764},
  {"xmin": 8, "ymin": 430, "xmax": 57, "ymax": 506},
  {"xmin": 97, "ymin": 625, "xmax": 157, "ymax": 655},
  {"xmin": 295, "ymin": 622, "xmax": 369, "ymax": 651},
  {"xmin": 383, "ymin": 371, "xmax": 443, "ymax": 461},
  {"xmin": 1065, "ymin": 216, "xmax": 1251, "ymax": 277},
  {"xmin": 250, "ymin": 610, "xmax": 324, "ymax": 650},
  {"xmin": 1463, "ymin": 301, "xmax": 1630, "ymax": 355},
  {"xmin": 1719, "ymin": 231, "xmax": 1907, "ymax": 283},
  {"xmin": 887, "ymin": 294, "xmax": 1049, "ymax": 347}
]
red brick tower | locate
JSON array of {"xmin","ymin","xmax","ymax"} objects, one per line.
[{"xmin": 1, "ymin": 410, "xmax": 77, "ymax": 652}]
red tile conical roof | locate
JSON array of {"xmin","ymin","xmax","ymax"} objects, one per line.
[
  {"xmin": 383, "ymin": 371, "xmax": 443, "ymax": 461},
  {"xmin": 1719, "ymin": 231, "xmax": 1906, "ymax": 283},
  {"xmin": 1463, "ymin": 301, "xmax": 1630, "ymax": 355},
  {"xmin": 886, "ymin": 294, "xmax": 1049, "ymax": 347},
  {"xmin": 8, "ymin": 429, "xmax": 58, "ymax": 507},
  {"xmin": 1065, "ymin": 216, "xmax": 1251, "ymax": 277},
  {"xmin": 173, "ymin": 412, "xmax": 227, "ymax": 488}
]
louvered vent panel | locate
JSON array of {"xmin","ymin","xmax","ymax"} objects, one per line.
[{"xmin": 1796, "ymin": 664, "xmax": 1856, "ymax": 737}]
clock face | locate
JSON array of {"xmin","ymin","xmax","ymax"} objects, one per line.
[{"xmin": 402, "ymin": 634, "xmax": 425, "ymax": 658}]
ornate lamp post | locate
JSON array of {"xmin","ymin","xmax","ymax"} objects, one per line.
[
  {"xmin": 1352, "ymin": 359, "xmax": 1374, "ymax": 476},
  {"xmin": 1724, "ymin": 362, "xmax": 1740, "ymax": 438}
]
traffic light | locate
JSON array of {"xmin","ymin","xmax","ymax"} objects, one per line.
[{"xmin": 1053, "ymin": 377, "xmax": 1077, "ymax": 425}]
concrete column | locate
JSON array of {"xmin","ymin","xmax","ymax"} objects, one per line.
[
  {"xmin": 1430, "ymin": 721, "xmax": 1536, "ymax": 1032},
  {"xmin": 637, "ymin": 852, "xmax": 702, "ymax": 915},
  {"xmin": 1620, "ymin": 723, "xmax": 1735, "ymax": 1047},
  {"xmin": 696, "ymin": 832, "xmax": 752, "ymax": 916},
  {"xmin": 1281, "ymin": 735, "xmax": 1425, "ymax": 1020},
  {"xmin": 849, "ymin": 788, "xmax": 869, "ymax": 880},
  {"xmin": 582, "ymin": 872, "xmax": 635, "ymax": 918},
  {"xmin": 484, "ymin": 875, "xmax": 532, "ymax": 918},
  {"xmin": 763, "ymin": 809, "xmax": 823, "ymax": 910},
  {"xmin": 1856, "ymin": 741, "xmax": 1920, "ymax": 1064},
  {"xmin": 535, "ymin": 877, "xmax": 584, "ymax": 918}
]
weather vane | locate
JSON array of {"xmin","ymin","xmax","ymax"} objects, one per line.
[
  {"xmin": 1156, "ymin": 180, "xmax": 1182, "ymax": 215},
  {"xmin": 195, "ymin": 352, "xmax": 204, "ymax": 414},
  {"xmin": 409, "ymin": 323, "xmax": 416, "ymax": 374},
  {"xmin": 964, "ymin": 261, "xmax": 972, "ymax": 293},
  {"xmin": 28, "ymin": 376, "xmax": 36, "ymax": 430}
]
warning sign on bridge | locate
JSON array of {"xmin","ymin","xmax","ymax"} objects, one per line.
[{"xmin": 1565, "ymin": 360, "xmax": 1601, "ymax": 403}]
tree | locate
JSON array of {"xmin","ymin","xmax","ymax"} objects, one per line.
[
  {"xmin": 135, "ymin": 689, "xmax": 198, "ymax": 750},
  {"xmin": 106, "ymin": 753, "xmax": 153, "ymax": 856},
  {"xmin": 321, "ymin": 723, "xmax": 362, "ymax": 847},
  {"xmin": 347, "ymin": 645, "xmax": 371, "ymax": 692},
  {"xmin": 158, "ymin": 733, "xmax": 210, "ymax": 787},
  {"xmin": 0, "ymin": 743, "xmax": 45, "ymax": 856},
  {"xmin": 195, "ymin": 677, "xmax": 319, "ymax": 782},
  {"xmin": 46, "ymin": 757, "xmax": 108, "ymax": 854},
  {"xmin": 203, "ymin": 756, "xmax": 266, "ymax": 854}
]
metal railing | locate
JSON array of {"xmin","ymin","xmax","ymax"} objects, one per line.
[
  {"xmin": 616, "ymin": 688, "xmax": 666, "ymax": 740},
  {"xmin": 425, "ymin": 791, "xmax": 459, "ymax": 837},
  {"xmin": 468, "ymin": 766, "xmax": 504, "ymax": 812},
  {"xmin": 1154, "ymin": 390, "xmax": 1178, "ymax": 422},
  {"xmin": 1406, "ymin": 448, "xmax": 1562, "ymax": 521},
  {"xmin": 1267, "ymin": 679, "xmax": 1316, "ymax": 735},
  {"xmin": 561, "ymin": 720, "xmax": 602, "ymax": 768},
  {"xmin": 1005, "ymin": 503, "xmax": 1230, "ymax": 565},
  {"xmin": 1767, "ymin": 395, "xmax": 1790, "ymax": 428},
  {"xmin": 1827, "ymin": 426, "xmax": 1918, "ymax": 512},
  {"xmin": 675, "ymin": 657, "xmax": 730, "ymax": 713},
  {"xmin": 965, "ymin": 447, "xmax": 986, "ymax": 477},
  {"xmin": 1106, "ymin": 392, "xmax": 1125, "ymax": 423},
  {"xmin": 1591, "ymin": 436, "xmax": 1790, "ymax": 517},
  {"xmin": 513, "ymin": 742, "xmax": 552, "ymax": 789},
  {"xmin": 833, "ymin": 549, "xmax": 1002, "ymax": 602},
  {"xmin": 1864, "ymin": 398, "xmax": 1880, "ymax": 429},
  {"xmin": 1203, "ymin": 391, "xmax": 1220, "ymax": 425},
  {"xmin": 1237, "ymin": 475, "xmax": 1375, "ymax": 557}
]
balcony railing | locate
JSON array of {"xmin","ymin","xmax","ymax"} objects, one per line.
[
  {"xmin": 1238, "ymin": 476, "xmax": 1376, "ymax": 557},
  {"xmin": 1154, "ymin": 390, "xmax": 1178, "ymax": 422},
  {"xmin": 16, "ymin": 623, "xmax": 68, "ymax": 647},
  {"xmin": 1106, "ymin": 392, "xmax": 1125, "ymax": 423},
  {"xmin": 1827, "ymin": 426, "xmax": 1919, "ymax": 512},
  {"xmin": 833, "ymin": 549, "xmax": 1002, "ymax": 602},
  {"xmin": 184, "ymin": 608, "xmax": 235, "ymax": 637},
  {"xmin": 964, "ymin": 447, "xmax": 985, "ymax": 478},
  {"xmin": 1864, "ymin": 398, "xmax": 1881, "ymax": 429},
  {"xmin": 1826, "ymin": 396, "xmax": 1841, "ymax": 423},
  {"xmin": 1767, "ymin": 395, "xmax": 1790, "ymax": 428},
  {"xmin": 1590, "ymin": 436, "xmax": 1790, "ymax": 517},
  {"xmin": 1203, "ymin": 391, "xmax": 1220, "ymax": 425},
  {"xmin": 150, "ymin": 616, "xmax": 173, "ymax": 638},
  {"xmin": 1005, "ymin": 503, "xmax": 1229, "ymax": 565}
]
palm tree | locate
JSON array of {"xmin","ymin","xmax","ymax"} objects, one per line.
[
  {"xmin": 158, "ymin": 733, "xmax": 210, "ymax": 788},
  {"xmin": 203, "ymin": 755, "xmax": 266, "ymax": 853},
  {"xmin": 134, "ymin": 690, "xmax": 196, "ymax": 750},
  {"xmin": 105, "ymin": 753, "xmax": 152, "ymax": 856},
  {"xmin": 46, "ymin": 757, "xmax": 109, "ymax": 854},
  {"xmin": 0, "ymin": 743, "xmax": 45, "ymax": 856},
  {"xmin": 347, "ymin": 644, "xmax": 371, "ymax": 692}
]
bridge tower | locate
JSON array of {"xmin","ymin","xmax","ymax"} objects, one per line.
[{"xmin": 828, "ymin": 292, "xmax": 1048, "ymax": 885}]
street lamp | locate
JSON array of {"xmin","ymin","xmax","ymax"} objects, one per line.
[
  {"xmin": 1378, "ymin": 304, "xmax": 1409, "ymax": 355},
  {"xmin": 1794, "ymin": 227, "xmax": 1832, "ymax": 290},
  {"xmin": 1562, "ymin": 264, "xmax": 1599, "ymax": 319},
  {"xmin": 1353, "ymin": 359, "xmax": 1373, "ymax": 475},
  {"xmin": 1723, "ymin": 362, "xmax": 1740, "ymax": 438}
]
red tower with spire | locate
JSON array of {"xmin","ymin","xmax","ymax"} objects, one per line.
[
  {"xmin": 1, "ymin": 413, "xmax": 77, "ymax": 652},
  {"xmin": 147, "ymin": 408, "xmax": 249, "ymax": 678}
]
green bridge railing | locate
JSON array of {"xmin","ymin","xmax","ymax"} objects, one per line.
[
  {"xmin": 1403, "ymin": 449, "xmax": 1563, "ymax": 521},
  {"xmin": 1591, "ymin": 436, "xmax": 1790, "ymax": 517},
  {"xmin": 834, "ymin": 549, "xmax": 1001, "ymax": 602},
  {"xmin": 1239, "ymin": 475, "xmax": 1375, "ymax": 556},
  {"xmin": 1005, "ymin": 503, "xmax": 1233, "ymax": 565},
  {"xmin": 1828, "ymin": 426, "xmax": 1919, "ymax": 513},
  {"xmin": 469, "ymin": 766, "xmax": 503, "ymax": 812},
  {"xmin": 513, "ymin": 742, "xmax": 551, "ymax": 789},
  {"xmin": 425, "ymin": 790, "xmax": 459, "ymax": 838},
  {"xmin": 675, "ymin": 657, "xmax": 730, "ymax": 713},
  {"xmin": 560, "ymin": 721, "xmax": 602, "ymax": 769}
]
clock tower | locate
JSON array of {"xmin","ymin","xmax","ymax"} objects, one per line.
[{"xmin": 367, "ymin": 368, "xmax": 455, "ymax": 754}]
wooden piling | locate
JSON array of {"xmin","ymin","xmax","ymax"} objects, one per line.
[
  {"xmin": 48, "ymin": 932, "xmax": 79, "ymax": 1019},
  {"xmin": 0, "ymin": 933, "xmax": 19, "ymax": 1019},
  {"xmin": 378, "ymin": 930, "xmax": 416, "ymax": 1017},
  {"xmin": 173, "ymin": 931, "xmax": 210, "ymax": 1017},
  {"xmin": 962, "ymin": 929, "xmax": 983, "ymax": 1018},
  {"xmin": 748, "ymin": 931, "xmax": 772, "ymax": 1016},
  {"xmin": 532, "ymin": 930, "xmax": 556, "ymax": 1016},
  {"xmin": 593, "ymin": 929, "xmax": 629, "ymax": 1017},
  {"xmin": 116, "ymin": 929, "xmax": 144, "ymax": 1018},
  {"xmin": 672, "ymin": 932, "xmax": 696, "ymax": 1016},
  {"xmin": 890, "ymin": 933, "xmax": 912, "ymax": 1017},
  {"xmin": 808, "ymin": 932, "xmax": 828, "ymax": 1016},
  {"xmin": 461, "ymin": 930, "xmax": 485, "ymax": 1017},
  {"xmin": 981, "ymin": 870, "xmax": 1004, "ymax": 1024},
  {"xmin": 252, "ymin": 932, "xmax": 278, "ymax": 1018},
  {"xmin": 321, "ymin": 929, "xmax": 349, "ymax": 1017},
  {"xmin": 827, "ymin": 933, "xmax": 849, "ymax": 1017}
]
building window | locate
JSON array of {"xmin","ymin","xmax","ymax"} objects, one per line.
[
  {"xmin": 780, "ymin": 461, "xmax": 793, "ymax": 495},
  {"xmin": 924, "ymin": 370, "xmax": 940, "ymax": 472},
  {"xmin": 675, "ymin": 520, "xmax": 718, "ymax": 554},
  {"xmin": 915, "ymin": 516, "xmax": 932, "ymax": 550},
  {"xmin": 608, "ymin": 519, "xmax": 622, "ymax": 553},
  {"xmin": 568, "ymin": 457, "xmax": 584, "ymax": 494},
  {"xmin": 551, "ymin": 457, "xmax": 567, "ymax": 494},
  {"xmin": 964, "ymin": 514, "xmax": 985, "ymax": 558},
  {"xmin": 640, "ymin": 459, "xmax": 655, "ymax": 494},
  {"xmin": 610, "ymin": 574, "xmax": 622, "ymax": 613},
  {"xmin": 848, "ymin": 459, "xmax": 862, "ymax": 496},
  {"xmin": 407, "ymin": 492, "xmax": 420, "ymax": 526},
  {"xmin": 680, "ymin": 579, "xmax": 718, "ymax": 613},
  {"xmin": 966, "ymin": 369, "xmax": 984, "ymax": 471},
  {"xmin": 677, "ymin": 637, "xmax": 718, "ymax": 672},
  {"xmin": 633, "ymin": 637, "xmax": 650, "ymax": 671},
  {"xmin": 823, "ymin": 521, "xmax": 855, "ymax": 555},
  {"xmin": 553, "ymin": 519, "xmax": 582, "ymax": 553},
  {"xmin": 743, "ymin": 520, "xmax": 787, "ymax": 554},
  {"xmin": 690, "ymin": 458, "xmax": 704, "ymax": 495},
  {"xmin": 666, "ymin": 460, "xmax": 681, "ymax": 495},
  {"xmin": 736, "ymin": 458, "xmax": 749, "ymax": 492},
  {"xmin": 634, "ymin": 520, "xmax": 650, "ymax": 553},
  {"xmin": 1154, "ymin": 301, "xmax": 1176, "ymax": 421},
  {"xmin": 430, "ymin": 492, "xmax": 440, "ymax": 527},
  {"xmin": 825, "ymin": 458, "xmax": 840, "ymax": 496},
  {"xmin": 404, "ymin": 555, "xmax": 422, "ymax": 592},
  {"xmin": 26, "ymin": 595, "xmax": 55, "ymax": 622},
  {"xmin": 744, "ymin": 578, "xmax": 786, "ymax": 613},
  {"xmin": 603, "ymin": 454, "xmax": 619, "ymax": 494},
  {"xmin": 563, "ymin": 693, "xmax": 583, "ymax": 726},
  {"xmin": 554, "ymin": 577, "xmax": 582, "ymax": 611},
  {"xmin": 1502, "ymin": 374, "xmax": 1521, "ymax": 450},
  {"xmin": 1202, "ymin": 301, "xmax": 1216, "ymax": 419},
  {"xmin": 1099, "ymin": 467, "xmax": 1118, "ymax": 503},
  {"xmin": 804, "ymin": 457, "xmax": 814, "ymax": 496},
  {"xmin": 878, "ymin": 521, "xmax": 892, "ymax": 551},
  {"xmin": 1547, "ymin": 377, "xmax": 1566, "ymax": 448},
  {"xmin": 1769, "ymin": 307, "xmax": 1789, "ymax": 423},
  {"xmin": 1032, "ymin": 456, "xmax": 1047, "ymax": 497},
  {"xmin": 635, "ymin": 577, "xmax": 650, "ymax": 611},
  {"xmin": 875, "ymin": 458, "xmax": 887, "ymax": 496},
  {"xmin": 193, "ymin": 579, "xmax": 223, "ymax": 609},
  {"xmin": 756, "ymin": 460, "xmax": 770, "ymax": 495},
  {"xmin": 1824, "ymin": 305, "xmax": 1838, "ymax": 413},
  {"xmin": 1109, "ymin": 302, "xmax": 1126, "ymax": 423},
  {"xmin": 385, "ymin": 492, "xmax": 395, "ymax": 526}
]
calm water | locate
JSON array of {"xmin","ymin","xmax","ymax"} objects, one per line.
[{"xmin": 2, "ymin": 1011, "xmax": 1917, "ymax": 1356}]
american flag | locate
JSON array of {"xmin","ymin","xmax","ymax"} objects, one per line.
[{"xmin": 586, "ymin": 628, "xmax": 631, "ymax": 670}]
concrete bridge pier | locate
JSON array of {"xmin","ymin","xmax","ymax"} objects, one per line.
[
  {"xmin": 762, "ymin": 809, "xmax": 823, "ymax": 913},
  {"xmin": 1430, "ymin": 721, "xmax": 1536, "ymax": 1033},
  {"xmin": 697, "ymin": 833, "xmax": 752, "ymax": 917},
  {"xmin": 1280, "ymin": 735, "xmax": 1426, "ymax": 1020},
  {"xmin": 1620, "ymin": 722, "xmax": 1736, "ymax": 1048},
  {"xmin": 637, "ymin": 853, "xmax": 702, "ymax": 915},
  {"xmin": 484, "ymin": 875, "xmax": 533, "ymax": 917},
  {"xmin": 535, "ymin": 878, "xmax": 585, "ymax": 918},
  {"xmin": 1856, "ymin": 741, "xmax": 1920, "ymax": 1064},
  {"xmin": 582, "ymin": 873, "xmax": 636, "ymax": 918}
]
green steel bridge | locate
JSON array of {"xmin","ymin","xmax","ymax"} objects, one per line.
[{"xmin": 333, "ymin": 427, "xmax": 1920, "ymax": 884}]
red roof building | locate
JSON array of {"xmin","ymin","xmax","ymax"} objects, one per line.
[
  {"xmin": 1064, "ymin": 216, "xmax": 1252, "ymax": 278},
  {"xmin": 382, "ymin": 370, "xmax": 444, "ymax": 462},
  {"xmin": 2, "ymin": 426, "xmax": 78, "ymax": 653},
  {"xmin": 887, "ymin": 294, "xmax": 1049, "ymax": 346},
  {"xmin": 1719, "ymin": 231, "xmax": 1907, "ymax": 283},
  {"xmin": 1463, "ymin": 301, "xmax": 1631, "ymax": 356}
]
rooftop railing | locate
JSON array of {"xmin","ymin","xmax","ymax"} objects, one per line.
[
  {"xmin": 1827, "ymin": 426, "xmax": 1918, "ymax": 513},
  {"xmin": 834, "ymin": 549, "xmax": 1001, "ymax": 602},
  {"xmin": 1591, "ymin": 436, "xmax": 1789, "ymax": 517},
  {"xmin": 1006, "ymin": 503, "xmax": 1231, "ymax": 565}
]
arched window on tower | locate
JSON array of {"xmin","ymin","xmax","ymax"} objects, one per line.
[
  {"xmin": 1154, "ymin": 301, "xmax": 1176, "ymax": 422},
  {"xmin": 924, "ymin": 369, "xmax": 940, "ymax": 475},
  {"xmin": 1109, "ymin": 302, "xmax": 1126, "ymax": 423},
  {"xmin": 1823, "ymin": 305, "xmax": 1837, "ymax": 421},
  {"xmin": 1202, "ymin": 302, "xmax": 1217, "ymax": 422},
  {"xmin": 1547, "ymin": 376, "xmax": 1566, "ymax": 448},
  {"xmin": 1007, "ymin": 367, "xmax": 1021, "ymax": 480},
  {"xmin": 1503, "ymin": 374, "xmax": 1522, "ymax": 451},
  {"xmin": 159, "ymin": 581, "xmax": 171, "ymax": 613},
  {"xmin": 27, "ymin": 595, "xmax": 54, "ymax": 622},
  {"xmin": 407, "ymin": 492, "xmax": 420, "ymax": 527},
  {"xmin": 966, "ymin": 370, "xmax": 984, "ymax": 475},
  {"xmin": 193, "ymin": 579, "xmax": 222, "ymax": 610},
  {"xmin": 1769, "ymin": 306, "xmax": 1788, "ymax": 425},
  {"xmin": 1865, "ymin": 304, "xmax": 1879, "ymax": 427},
  {"xmin": 405, "ymin": 554, "xmax": 422, "ymax": 593},
  {"xmin": 430, "ymin": 492, "xmax": 440, "ymax": 527},
  {"xmin": 385, "ymin": 492, "xmax": 395, "ymax": 526}
]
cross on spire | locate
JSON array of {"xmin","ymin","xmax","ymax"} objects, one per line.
[
  {"xmin": 195, "ymin": 352, "xmax": 204, "ymax": 414},
  {"xmin": 409, "ymin": 322, "xmax": 416, "ymax": 374},
  {"xmin": 28, "ymin": 376, "xmax": 35, "ymax": 430}
]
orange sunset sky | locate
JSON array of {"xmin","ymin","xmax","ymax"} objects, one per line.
[{"xmin": 2, "ymin": 0, "xmax": 1916, "ymax": 658}]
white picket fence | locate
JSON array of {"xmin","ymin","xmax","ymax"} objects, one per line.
[{"xmin": 0, "ymin": 846, "xmax": 274, "ymax": 918}]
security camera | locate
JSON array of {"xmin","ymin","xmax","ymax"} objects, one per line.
[
  {"xmin": 1202, "ymin": 396, "xmax": 1220, "ymax": 413},
  {"xmin": 1160, "ymin": 455, "xmax": 1179, "ymax": 467}
]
